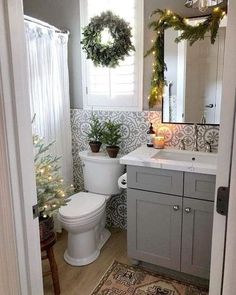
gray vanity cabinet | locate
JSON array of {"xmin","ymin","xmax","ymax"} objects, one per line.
[
  {"xmin": 127, "ymin": 166, "xmax": 215, "ymax": 279},
  {"xmin": 127, "ymin": 188, "xmax": 182, "ymax": 271}
]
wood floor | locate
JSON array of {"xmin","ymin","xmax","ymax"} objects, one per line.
[{"xmin": 42, "ymin": 228, "xmax": 130, "ymax": 295}]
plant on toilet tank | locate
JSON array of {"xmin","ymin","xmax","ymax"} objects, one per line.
[
  {"xmin": 87, "ymin": 114, "xmax": 104, "ymax": 153},
  {"xmin": 102, "ymin": 119, "xmax": 122, "ymax": 158}
]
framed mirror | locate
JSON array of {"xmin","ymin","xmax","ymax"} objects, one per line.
[{"xmin": 162, "ymin": 17, "xmax": 227, "ymax": 125}]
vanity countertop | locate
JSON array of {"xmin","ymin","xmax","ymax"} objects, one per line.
[{"xmin": 120, "ymin": 146, "xmax": 217, "ymax": 175}]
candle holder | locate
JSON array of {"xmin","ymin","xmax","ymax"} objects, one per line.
[{"xmin": 153, "ymin": 135, "xmax": 165, "ymax": 149}]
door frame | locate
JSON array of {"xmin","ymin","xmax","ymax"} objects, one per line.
[
  {"xmin": 0, "ymin": 0, "xmax": 43, "ymax": 294},
  {"xmin": 209, "ymin": 0, "xmax": 236, "ymax": 294}
]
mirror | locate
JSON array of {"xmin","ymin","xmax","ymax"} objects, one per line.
[{"xmin": 162, "ymin": 18, "xmax": 226, "ymax": 125}]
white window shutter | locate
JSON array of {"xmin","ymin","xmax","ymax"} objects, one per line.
[{"xmin": 80, "ymin": 0, "xmax": 143, "ymax": 111}]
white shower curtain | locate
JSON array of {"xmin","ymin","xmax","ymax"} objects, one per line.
[{"xmin": 25, "ymin": 17, "xmax": 73, "ymax": 231}]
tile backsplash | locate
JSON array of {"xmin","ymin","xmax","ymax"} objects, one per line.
[{"xmin": 71, "ymin": 109, "xmax": 219, "ymax": 229}]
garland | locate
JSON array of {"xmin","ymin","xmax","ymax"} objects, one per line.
[
  {"xmin": 145, "ymin": 7, "xmax": 226, "ymax": 108},
  {"xmin": 81, "ymin": 11, "xmax": 135, "ymax": 68}
]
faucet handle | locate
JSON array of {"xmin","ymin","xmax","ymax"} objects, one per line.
[
  {"xmin": 205, "ymin": 140, "xmax": 214, "ymax": 153},
  {"xmin": 179, "ymin": 138, "xmax": 186, "ymax": 150}
]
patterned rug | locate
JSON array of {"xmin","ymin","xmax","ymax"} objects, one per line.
[{"xmin": 91, "ymin": 261, "xmax": 208, "ymax": 295}]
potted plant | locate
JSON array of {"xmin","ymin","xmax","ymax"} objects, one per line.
[
  {"xmin": 33, "ymin": 135, "xmax": 74, "ymax": 242},
  {"xmin": 102, "ymin": 119, "xmax": 122, "ymax": 158},
  {"xmin": 87, "ymin": 114, "xmax": 104, "ymax": 153}
]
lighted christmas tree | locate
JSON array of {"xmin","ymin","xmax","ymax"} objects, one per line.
[{"xmin": 33, "ymin": 134, "xmax": 74, "ymax": 218}]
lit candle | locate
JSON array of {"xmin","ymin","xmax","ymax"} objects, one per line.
[{"xmin": 153, "ymin": 135, "xmax": 165, "ymax": 149}]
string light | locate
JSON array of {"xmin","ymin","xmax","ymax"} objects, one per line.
[{"xmin": 213, "ymin": 7, "xmax": 220, "ymax": 12}]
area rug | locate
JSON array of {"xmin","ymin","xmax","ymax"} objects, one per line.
[{"xmin": 91, "ymin": 261, "xmax": 208, "ymax": 295}]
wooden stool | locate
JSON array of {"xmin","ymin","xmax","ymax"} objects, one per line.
[{"xmin": 41, "ymin": 233, "xmax": 60, "ymax": 295}]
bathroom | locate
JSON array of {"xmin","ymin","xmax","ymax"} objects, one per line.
[{"xmin": 1, "ymin": 0, "xmax": 236, "ymax": 294}]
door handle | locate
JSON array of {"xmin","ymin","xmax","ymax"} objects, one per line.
[{"xmin": 205, "ymin": 104, "xmax": 214, "ymax": 108}]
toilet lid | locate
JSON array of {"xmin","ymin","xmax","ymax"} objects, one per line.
[{"xmin": 59, "ymin": 192, "xmax": 106, "ymax": 219}]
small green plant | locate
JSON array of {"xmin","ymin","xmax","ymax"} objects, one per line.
[
  {"xmin": 87, "ymin": 114, "xmax": 104, "ymax": 143},
  {"xmin": 102, "ymin": 120, "xmax": 122, "ymax": 147}
]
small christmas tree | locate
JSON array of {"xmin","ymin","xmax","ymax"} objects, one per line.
[{"xmin": 33, "ymin": 134, "xmax": 74, "ymax": 218}]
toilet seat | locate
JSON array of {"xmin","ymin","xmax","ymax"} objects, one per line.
[{"xmin": 59, "ymin": 192, "xmax": 106, "ymax": 221}]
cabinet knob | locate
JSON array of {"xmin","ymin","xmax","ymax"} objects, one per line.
[
  {"xmin": 173, "ymin": 205, "xmax": 180, "ymax": 211},
  {"xmin": 185, "ymin": 207, "xmax": 192, "ymax": 213}
]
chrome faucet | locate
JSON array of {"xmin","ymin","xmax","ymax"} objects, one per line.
[{"xmin": 192, "ymin": 124, "xmax": 199, "ymax": 151}]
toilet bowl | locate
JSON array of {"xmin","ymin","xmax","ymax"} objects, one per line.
[{"xmin": 59, "ymin": 151, "xmax": 124, "ymax": 266}]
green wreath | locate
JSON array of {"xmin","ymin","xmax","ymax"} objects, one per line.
[{"xmin": 81, "ymin": 11, "xmax": 135, "ymax": 68}]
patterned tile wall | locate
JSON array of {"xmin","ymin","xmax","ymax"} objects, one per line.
[{"xmin": 71, "ymin": 109, "xmax": 219, "ymax": 229}]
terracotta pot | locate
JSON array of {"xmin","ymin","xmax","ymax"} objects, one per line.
[
  {"xmin": 39, "ymin": 216, "xmax": 54, "ymax": 243},
  {"xmin": 89, "ymin": 141, "xmax": 102, "ymax": 153},
  {"xmin": 106, "ymin": 146, "xmax": 120, "ymax": 158}
]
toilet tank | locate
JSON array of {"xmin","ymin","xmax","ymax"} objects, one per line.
[{"xmin": 79, "ymin": 151, "xmax": 125, "ymax": 195}]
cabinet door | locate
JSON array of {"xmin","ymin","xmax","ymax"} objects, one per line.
[
  {"xmin": 127, "ymin": 188, "xmax": 182, "ymax": 270},
  {"xmin": 181, "ymin": 198, "xmax": 214, "ymax": 279}
]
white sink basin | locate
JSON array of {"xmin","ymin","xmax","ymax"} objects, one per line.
[
  {"xmin": 152, "ymin": 149, "xmax": 217, "ymax": 166},
  {"xmin": 120, "ymin": 146, "xmax": 217, "ymax": 175}
]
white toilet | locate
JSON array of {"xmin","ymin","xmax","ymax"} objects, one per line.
[{"xmin": 59, "ymin": 150, "xmax": 124, "ymax": 266}]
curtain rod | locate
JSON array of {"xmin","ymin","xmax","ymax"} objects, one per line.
[{"xmin": 24, "ymin": 15, "xmax": 69, "ymax": 35}]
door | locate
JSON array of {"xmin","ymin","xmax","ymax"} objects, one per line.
[
  {"xmin": 127, "ymin": 188, "xmax": 182, "ymax": 270},
  {"xmin": 181, "ymin": 198, "xmax": 214, "ymax": 279},
  {"xmin": 0, "ymin": 0, "xmax": 43, "ymax": 294}
]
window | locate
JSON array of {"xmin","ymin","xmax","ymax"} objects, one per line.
[{"xmin": 80, "ymin": 0, "xmax": 143, "ymax": 111}]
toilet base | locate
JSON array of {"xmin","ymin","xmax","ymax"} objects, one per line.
[
  {"xmin": 64, "ymin": 228, "xmax": 111, "ymax": 266},
  {"xmin": 98, "ymin": 228, "xmax": 111, "ymax": 250}
]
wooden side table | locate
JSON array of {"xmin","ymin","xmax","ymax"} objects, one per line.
[{"xmin": 41, "ymin": 233, "xmax": 60, "ymax": 295}]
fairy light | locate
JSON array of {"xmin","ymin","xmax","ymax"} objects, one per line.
[
  {"xmin": 213, "ymin": 7, "xmax": 220, "ymax": 12},
  {"xmin": 48, "ymin": 176, "xmax": 52, "ymax": 181},
  {"xmin": 60, "ymin": 179, "xmax": 64, "ymax": 183},
  {"xmin": 40, "ymin": 168, "xmax": 45, "ymax": 174},
  {"xmin": 152, "ymin": 51, "xmax": 156, "ymax": 55},
  {"xmin": 151, "ymin": 39, "xmax": 154, "ymax": 43}
]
